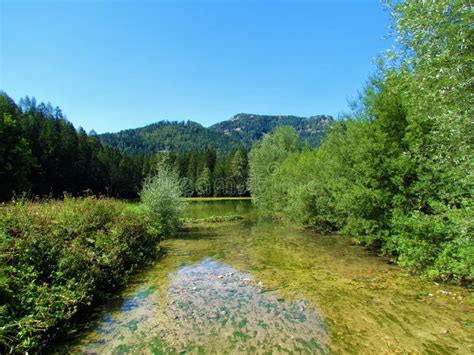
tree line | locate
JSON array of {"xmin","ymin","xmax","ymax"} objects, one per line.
[
  {"xmin": 248, "ymin": 0, "xmax": 472, "ymax": 285},
  {"xmin": 0, "ymin": 93, "xmax": 249, "ymax": 201}
]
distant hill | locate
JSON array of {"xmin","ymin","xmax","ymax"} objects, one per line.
[
  {"xmin": 99, "ymin": 114, "xmax": 334, "ymax": 153},
  {"xmin": 99, "ymin": 120, "xmax": 241, "ymax": 154},
  {"xmin": 210, "ymin": 113, "xmax": 334, "ymax": 148}
]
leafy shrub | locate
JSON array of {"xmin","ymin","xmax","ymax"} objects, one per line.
[
  {"xmin": 0, "ymin": 197, "xmax": 162, "ymax": 352},
  {"xmin": 140, "ymin": 160, "xmax": 186, "ymax": 234}
]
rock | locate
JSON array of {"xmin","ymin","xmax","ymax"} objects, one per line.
[{"xmin": 218, "ymin": 275, "xmax": 224, "ymax": 279}]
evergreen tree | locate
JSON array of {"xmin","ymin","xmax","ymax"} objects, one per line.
[
  {"xmin": 0, "ymin": 93, "xmax": 32, "ymax": 200},
  {"xmin": 229, "ymin": 145, "xmax": 248, "ymax": 196}
]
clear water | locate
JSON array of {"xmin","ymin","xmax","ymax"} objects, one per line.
[{"xmin": 50, "ymin": 200, "xmax": 473, "ymax": 354}]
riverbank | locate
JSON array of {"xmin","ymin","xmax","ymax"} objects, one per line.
[{"xmin": 0, "ymin": 197, "xmax": 164, "ymax": 352}]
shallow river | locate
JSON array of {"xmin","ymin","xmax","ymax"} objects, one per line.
[{"xmin": 51, "ymin": 200, "xmax": 473, "ymax": 354}]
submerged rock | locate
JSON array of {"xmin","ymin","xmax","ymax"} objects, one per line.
[{"xmin": 165, "ymin": 258, "xmax": 327, "ymax": 353}]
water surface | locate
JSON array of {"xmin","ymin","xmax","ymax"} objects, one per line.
[{"xmin": 51, "ymin": 200, "xmax": 473, "ymax": 354}]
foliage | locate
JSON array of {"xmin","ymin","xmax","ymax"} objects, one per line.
[
  {"xmin": 249, "ymin": 0, "xmax": 473, "ymax": 285},
  {"xmin": 0, "ymin": 91, "xmax": 259, "ymax": 200},
  {"xmin": 0, "ymin": 92, "xmax": 153, "ymax": 200},
  {"xmin": 0, "ymin": 94, "xmax": 32, "ymax": 199},
  {"xmin": 0, "ymin": 197, "xmax": 163, "ymax": 352},
  {"xmin": 0, "ymin": 92, "xmax": 257, "ymax": 200},
  {"xmin": 248, "ymin": 126, "xmax": 300, "ymax": 215},
  {"xmin": 140, "ymin": 160, "xmax": 187, "ymax": 234},
  {"xmin": 229, "ymin": 146, "xmax": 248, "ymax": 196},
  {"xmin": 168, "ymin": 145, "xmax": 250, "ymax": 197}
]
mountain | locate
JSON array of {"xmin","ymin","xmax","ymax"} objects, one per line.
[
  {"xmin": 210, "ymin": 113, "xmax": 334, "ymax": 148},
  {"xmin": 99, "ymin": 114, "xmax": 334, "ymax": 154},
  {"xmin": 99, "ymin": 120, "xmax": 241, "ymax": 154}
]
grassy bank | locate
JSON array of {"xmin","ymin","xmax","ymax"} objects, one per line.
[{"xmin": 0, "ymin": 197, "xmax": 163, "ymax": 352}]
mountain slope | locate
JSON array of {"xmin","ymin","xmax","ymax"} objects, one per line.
[
  {"xmin": 209, "ymin": 113, "xmax": 334, "ymax": 148},
  {"xmin": 99, "ymin": 114, "xmax": 334, "ymax": 153},
  {"xmin": 99, "ymin": 120, "xmax": 241, "ymax": 154}
]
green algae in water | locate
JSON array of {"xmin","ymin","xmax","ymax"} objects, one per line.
[{"xmin": 49, "ymin": 200, "xmax": 474, "ymax": 354}]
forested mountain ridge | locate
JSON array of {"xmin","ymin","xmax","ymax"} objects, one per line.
[
  {"xmin": 98, "ymin": 114, "xmax": 334, "ymax": 153},
  {"xmin": 210, "ymin": 113, "xmax": 334, "ymax": 148},
  {"xmin": 99, "ymin": 120, "xmax": 242, "ymax": 154}
]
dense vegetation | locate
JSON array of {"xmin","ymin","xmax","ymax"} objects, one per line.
[
  {"xmin": 0, "ymin": 159, "xmax": 185, "ymax": 352},
  {"xmin": 249, "ymin": 0, "xmax": 473, "ymax": 285},
  {"xmin": 0, "ymin": 198, "xmax": 162, "ymax": 351},
  {"xmin": 0, "ymin": 93, "xmax": 153, "ymax": 200},
  {"xmin": 0, "ymin": 93, "xmax": 252, "ymax": 200},
  {"xmin": 99, "ymin": 113, "xmax": 333, "ymax": 154},
  {"xmin": 168, "ymin": 145, "xmax": 249, "ymax": 197}
]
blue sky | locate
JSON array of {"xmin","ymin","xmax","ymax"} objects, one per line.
[{"xmin": 1, "ymin": 0, "xmax": 391, "ymax": 133}]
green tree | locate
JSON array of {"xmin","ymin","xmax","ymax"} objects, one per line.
[
  {"xmin": 248, "ymin": 126, "xmax": 299, "ymax": 213},
  {"xmin": 229, "ymin": 146, "xmax": 248, "ymax": 196},
  {"xmin": 196, "ymin": 167, "xmax": 212, "ymax": 197},
  {"xmin": 0, "ymin": 93, "xmax": 32, "ymax": 200}
]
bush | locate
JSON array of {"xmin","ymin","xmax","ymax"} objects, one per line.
[
  {"xmin": 0, "ymin": 197, "xmax": 162, "ymax": 352},
  {"xmin": 140, "ymin": 160, "xmax": 186, "ymax": 234}
]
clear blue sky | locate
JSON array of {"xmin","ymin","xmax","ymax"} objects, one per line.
[{"xmin": 1, "ymin": 0, "xmax": 391, "ymax": 133}]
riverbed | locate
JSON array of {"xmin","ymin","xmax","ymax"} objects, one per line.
[{"xmin": 50, "ymin": 200, "xmax": 473, "ymax": 354}]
